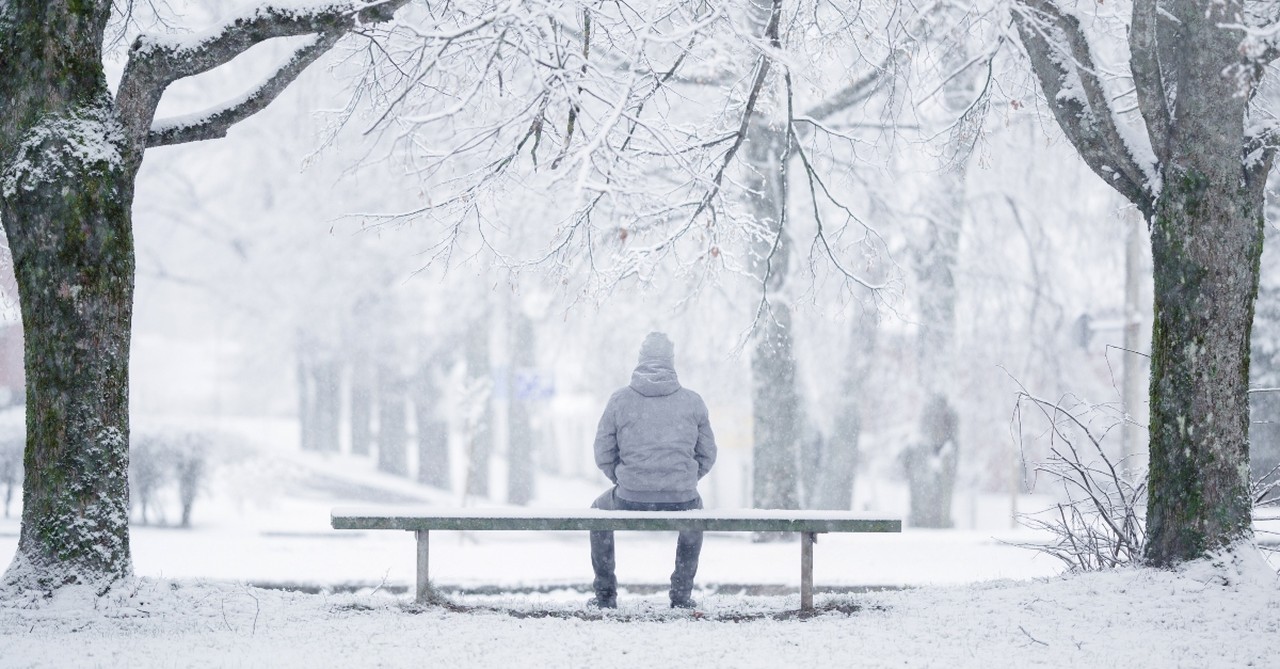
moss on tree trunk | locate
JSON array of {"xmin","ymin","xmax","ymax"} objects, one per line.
[
  {"xmin": 1144, "ymin": 167, "xmax": 1261, "ymax": 565},
  {"xmin": 0, "ymin": 1, "xmax": 138, "ymax": 592}
]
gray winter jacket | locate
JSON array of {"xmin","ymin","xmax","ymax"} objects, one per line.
[{"xmin": 593, "ymin": 357, "xmax": 717, "ymax": 503}]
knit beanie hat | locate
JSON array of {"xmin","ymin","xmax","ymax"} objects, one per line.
[{"xmin": 638, "ymin": 331, "xmax": 675, "ymax": 365}]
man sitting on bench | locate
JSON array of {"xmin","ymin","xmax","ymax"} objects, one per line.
[{"xmin": 589, "ymin": 331, "xmax": 718, "ymax": 610}]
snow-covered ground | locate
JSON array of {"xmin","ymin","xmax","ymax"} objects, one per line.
[
  {"xmin": 1, "ymin": 544, "xmax": 1277, "ymax": 667},
  {"xmin": 2, "ymin": 423, "xmax": 1279, "ymax": 667}
]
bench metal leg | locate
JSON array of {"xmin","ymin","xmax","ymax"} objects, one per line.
[
  {"xmin": 800, "ymin": 531, "xmax": 815, "ymax": 611},
  {"xmin": 415, "ymin": 529, "xmax": 430, "ymax": 604}
]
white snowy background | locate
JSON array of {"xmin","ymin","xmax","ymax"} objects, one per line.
[{"xmin": 2, "ymin": 0, "xmax": 1280, "ymax": 666}]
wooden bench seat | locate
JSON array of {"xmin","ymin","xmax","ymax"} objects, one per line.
[{"xmin": 331, "ymin": 507, "xmax": 902, "ymax": 610}]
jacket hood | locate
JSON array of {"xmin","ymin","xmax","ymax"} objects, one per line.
[
  {"xmin": 630, "ymin": 360, "xmax": 681, "ymax": 397},
  {"xmin": 630, "ymin": 332, "xmax": 680, "ymax": 396}
]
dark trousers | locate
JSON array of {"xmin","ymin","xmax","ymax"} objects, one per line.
[{"xmin": 590, "ymin": 488, "xmax": 703, "ymax": 603}]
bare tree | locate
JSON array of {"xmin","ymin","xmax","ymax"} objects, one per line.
[
  {"xmin": 900, "ymin": 9, "xmax": 991, "ymax": 528},
  {"xmin": 337, "ymin": 1, "xmax": 907, "ymax": 302},
  {"xmin": 0, "ymin": 0, "xmax": 409, "ymax": 594},
  {"xmin": 1011, "ymin": 0, "xmax": 1277, "ymax": 564}
]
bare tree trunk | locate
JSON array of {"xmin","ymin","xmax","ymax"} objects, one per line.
[
  {"xmin": 751, "ymin": 306, "xmax": 801, "ymax": 511},
  {"xmin": 507, "ymin": 311, "xmax": 536, "ymax": 506},
  {"xmin": 1140, "ymin": 0, "xmax": 1261, "ymax": 565},
  {"xmin": 312, "ymin": 358, "xmax": 341, "ymax": 454},
  {"xmin": 813, "ymin": 309, "xmax": 877, "ymax": 509},
  {"xmin": 175, "ymin": 451, "xmax": 204, "ymax": 529},
  {"xmin": 900, "ymin": 10, "xmax": 980, "ymax": 528},
  {"xmin": 0, "ymin": 2, "xmax": 134, "ymax": 590},
  {"xmin": 903, "ymin": 203, "xmax": 962, "ymax": 527},
  {"xmin": 376, "ymin": 362, "xmax": 409, "ymax": 477},
  {"xmin": 904, "ymin": 395, "xmax": 959, "ymax": 527},
  {"xmin": 745, "ymin": 119, "xmax": 801, "ymax": 511},
  {"xmin": 1145, "ymin": 175, "xmax": 1262, "ymax": 564},
  {"xmin": 464, "ymin": 313, "xmax": 492, "ymax": 498},
  {"xmin": 413, "ymin": 359, "xmax": 449, "ymax": 489},
  {"xmin": 296, "ymin": 341, "xmax": 316, "ymax": 452},
  {"xmin": 348, "ymin": 345, "xmax": 374, "ymax": 457},
  {"xmin": 296, "ymin": 350, "xmax": 339, "ymax": 453},
  {"xmin": 1013, "ymin": 0, "xmax": 1269, "ymax": 566},
  {"xmin": 346, "ymin": 295, "xmax": 377, "ymax": 457}
]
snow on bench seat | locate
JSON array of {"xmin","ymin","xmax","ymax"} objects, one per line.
[{"xmin": 330, "ymin": 507, "xmax": 901, "ymax": 533}]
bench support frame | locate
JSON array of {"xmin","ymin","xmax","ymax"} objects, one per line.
[
  {"xmin": 800, "ymin": 531, "xmax": 815, "ymax": 610},
  {"xmin": 411, "ymin": 528, "xmax": 826, "ymax": 611},
  {"xmin": 416, "ymin": 530, "xmax": 430, "ymax": 603}
]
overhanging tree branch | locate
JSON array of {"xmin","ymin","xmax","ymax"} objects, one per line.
[
  {"xmin": 147, "ymin": 31, "xmax": 344, "ymax": 147},
  {"xmin": 1012, "ymin": 0, "xmax": 1155, "ymax": 215},
  {"xmin": 116, "ymin": 0, "xmax": 409, "ymax": 152},
  {"xmin": 1129, "ymin": 0, "xmax": 1172, "ymax": 165},
  {"xmin": 803, "ymin": 53, "xmax": 899, "ymax": 122}
]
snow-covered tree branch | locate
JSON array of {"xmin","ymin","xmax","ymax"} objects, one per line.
[
  {"xmin": 117, "ymin": 1, "xmax": 409, "ymax": 152},
  {"xmin": 1011, "ymin": 0, "xmax": 1153, "ymax": 213}
]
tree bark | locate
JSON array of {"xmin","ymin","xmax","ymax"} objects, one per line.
[
  {"xmin": 0, "ymin": 1, "xmax": 136, "ymax": 592},
  {"xmin": 1140, "ymin": 0, "xmax": 1261, "ymax": 565},
  {"xmin": 1145, "ymin": 174, "xmax": 1262, "ymax": 564}
]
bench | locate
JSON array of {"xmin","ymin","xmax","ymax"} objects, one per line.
[{"xmin": 330, "ymin": 507, "xmax": 902, "ymax": 610}]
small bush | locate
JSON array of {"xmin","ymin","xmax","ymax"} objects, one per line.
[
  {"xmin": 129, "ymin": 430, "xmax": 212, "ymax": 528},
  {"xmin": 1011, "ymin": 391, "xmax": 1146, "ymax": 571}
]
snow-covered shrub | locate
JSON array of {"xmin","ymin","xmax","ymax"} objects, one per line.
[
  {"xmin": 1012, "ymin": 392, "xmax": 1146, "ymax": 571},
  {"xmin": 129, "ymin": 430, "xmax": 212, "ymax": 528},
  {"xmin": 130, "ymin": 435, "xmax": 166, "ymax": 525}
]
